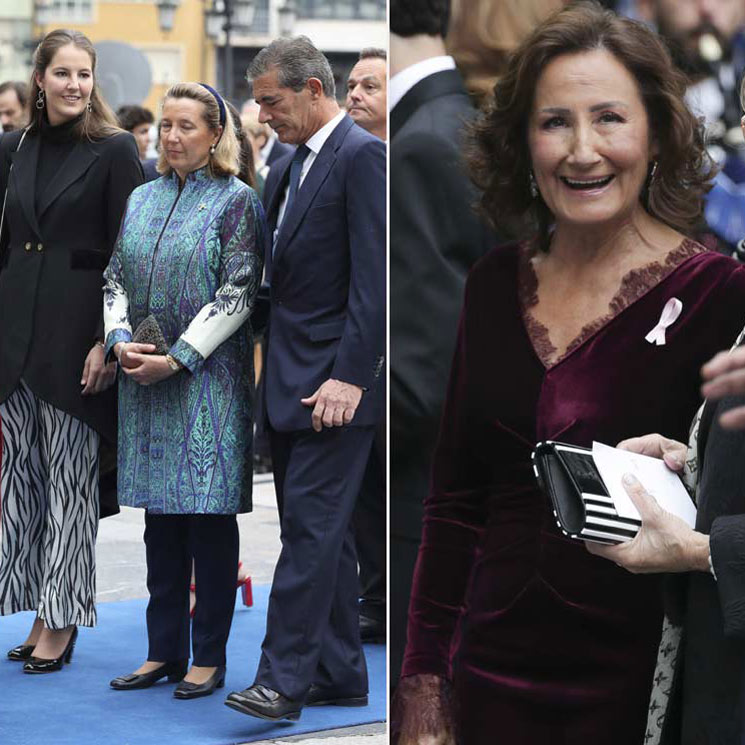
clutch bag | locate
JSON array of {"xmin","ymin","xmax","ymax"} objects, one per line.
[
  {"xmin": 131, "ymin": 314, "xmax": 169, "ymax": 355},
  {"xmin": 531, "ymin": 441, "xmax": 642, "ymax": 545}
]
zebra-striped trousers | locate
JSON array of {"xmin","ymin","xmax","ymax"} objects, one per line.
[{"xmin": 0, "ymin": 380, "xmax": 100, "ymax": 629}]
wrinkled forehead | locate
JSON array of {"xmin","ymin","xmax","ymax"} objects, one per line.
[
  {"xmin": 531, "ymin": 49, "xmax": 645, "ymax": 114},
  {"xmin": 348, "ymin": 58, "xmax": 386, "ymax": 86},
  {"xmin": 162, "ymin": 97, "xmax": 209, "ymax": 124}
]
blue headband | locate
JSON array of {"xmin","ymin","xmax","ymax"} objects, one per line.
[{"xmin": 199, "ymin": 83, "xmax": 226, "ymax": 129}]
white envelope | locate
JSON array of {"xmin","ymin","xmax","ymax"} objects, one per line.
[{"xmin": 592, "ymin": 441, "xmax": 697, "ymax": 528}]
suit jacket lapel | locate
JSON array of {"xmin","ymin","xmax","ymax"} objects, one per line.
[
  {"xmin": 10, "ymin": 132, "xmax": 42, "ymax": 239},
  {"xmin": 266, "ymin": 157, "xmax": 292, "ymax": 235},
  {"xmin": 274, "ymin": 115, "xmax": 353, "ymax": 258},
  {"xmin": 37, "ymin": 140, "xmax": 98, "ymax": 220},
  {"xmin": 391, "ymin": 69, "xmax": 469, "ymax": 140},
  {"xmin": 263, "ymin": 156, "xmax": 292, "ymax": 283}
]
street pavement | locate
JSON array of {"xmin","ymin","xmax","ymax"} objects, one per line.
[{"xmin": 96, "ymin": 473, "xmax": 387, "ymax": 745}]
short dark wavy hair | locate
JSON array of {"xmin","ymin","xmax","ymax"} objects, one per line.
[
  {"xmin": 468, "ymin": 1, "xmax": 715, "ymax": 251},
  {"xmin": 390, "ymin": 0, "xmax": 450, "ymax": 38}
]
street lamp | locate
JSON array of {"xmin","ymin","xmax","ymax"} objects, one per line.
[
  {"xmin": 156, "ymin": 0, "xmax": 182, "ymax": 33},
  {"xmin": 278, "ymin": 0, "xmax": 297, "ymax": 37},
  {"xmin": 204, "ymin": 0, "xmax": 254, "ymax": 101}
]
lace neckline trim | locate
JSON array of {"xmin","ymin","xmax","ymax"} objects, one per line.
[{"xmin": 518, "ymin": 238, "xmax": 704, "ymax": 369}]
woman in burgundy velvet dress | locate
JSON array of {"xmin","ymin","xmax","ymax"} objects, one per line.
[{"xmin": 395, "ymin": 5, "xmax": 745, "ymax": 745}]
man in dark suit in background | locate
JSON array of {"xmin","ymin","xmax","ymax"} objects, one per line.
[
  {"xmin": 390, "ymin": 0, "xmax": 495, "ymax": 688},
  {"xmin": 225, "ymin": 36, "xmax": 386, "ymax": 722},
  {"xmin": 0, "ymin": 81, "xmax": 27, "ymax": 135},
  {"xmin": 262, "ymin": 127, "xmax": 293, "ymax": 167},
  {"xmin": 345, "ymin": 46, "xmax": 388, "ymax": 646}
]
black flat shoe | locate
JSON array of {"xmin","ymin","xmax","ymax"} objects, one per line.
[
  {"xmin": 225, "ymin": 684, "xmax": 302, "ymax": 721},
  {"xmin": 173, "ymin": 665, "xmax": 226, "ymax": 700},
  {"xmin": 305, "ymin": 684, "xmax": 368, "ymax": 707},
  {"xmin": 23, "ymin": 628, "xmax": 78, "ymax": 674},
  {"xmin": 7, "ymin": 644, "xmax": 35, "ymax": 661},
  {"xmin": 110, "ymin": 659, "xmax": 188, "ymax": 690}
]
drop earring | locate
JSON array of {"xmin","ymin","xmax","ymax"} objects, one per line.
[
  {"xmin": 649, "ymin": 160, "xmax": 659, "ymax": 183},
  {"xmin": 529, "ymin": 171, "xmax": 538, "ymax": 199},
  {"xmin": 36, "ymin": 89, "xmax": 45, "ymax": 110},
  {"xmin": 209, "ymin": 144, "xmax": 216, "ymax": 155},
  {"xmin": 86, "ymin": 100, "xmax": 92, "ymax": 113}
]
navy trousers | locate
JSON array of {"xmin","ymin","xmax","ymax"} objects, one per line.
[
  {"xmin": 353, "ymin": 424, "xmax": 386, "ymax": 623},
  {"xmin": 256, "ymin": 425, "xmax": 374, "ymax": 701},
  {"xmin": 144, "ymin": 513, "xmax": 239, "ymax": 667}
]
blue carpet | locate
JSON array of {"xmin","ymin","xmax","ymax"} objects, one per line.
[{"xmin": 0, "ymin": 584, "xmax": 386, "ymax": 744}]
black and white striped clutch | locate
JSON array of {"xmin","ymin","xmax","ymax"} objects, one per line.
[{"xmin": 531, "ymin": 441, "xmax": 642, "ymax": 544}]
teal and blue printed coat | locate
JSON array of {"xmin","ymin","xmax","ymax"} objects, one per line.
[{"xmin": 103, "ymin": 167, "xmax": 265, "ymax": 514}]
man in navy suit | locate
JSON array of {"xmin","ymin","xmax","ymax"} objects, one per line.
[{"xmin": 225, "ymin": 36, "xmax": 386, "ymax": 722}]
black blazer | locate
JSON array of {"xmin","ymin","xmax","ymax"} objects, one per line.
[
  {"xmin": 662, "ymin": 395, "xmax": 745, "ymax": 744},
  {"xmin": 0, "ymin": 127, "xmax": 143, "ymax": 443},
  {"xmin": 390, "ymin": 69, "xmax": 495, "ymax": 541}
]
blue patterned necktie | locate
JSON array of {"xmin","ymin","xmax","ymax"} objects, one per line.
[
  {"xmin": 284, "ymin": 144, "xmax": 311, "ymax": 221},
  {"xmin": 272, "ymin": 144, "xmax": 310, "ymax": 259}
]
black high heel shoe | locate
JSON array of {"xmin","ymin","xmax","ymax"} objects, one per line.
[
  {"xmin": 173, "ymin": 665, "xmax": 226, "ymax": 700},
  {"xmin": 7, "ymin": 644, "xmax": 35, "ymax": 661},
  {"xmin": 22, "ymin": 627, "xmax": 78, "ymax": 674},
  {"xmin": 110, "ymin": 659, "xmax": 188, "ymax": 690}
]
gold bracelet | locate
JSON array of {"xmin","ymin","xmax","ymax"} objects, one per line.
[{"xmin": 165, "ymin": 354, "xmax": 183, "ymax": 372}]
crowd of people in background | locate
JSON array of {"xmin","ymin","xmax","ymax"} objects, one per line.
[{"xmin": 0, "ymin": 23, "xmax": 386, "ymax": 733}]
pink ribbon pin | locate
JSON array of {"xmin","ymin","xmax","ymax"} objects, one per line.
[{"xmin": 645, "ymin": 297, "xmax": 683, "ymax": 346}]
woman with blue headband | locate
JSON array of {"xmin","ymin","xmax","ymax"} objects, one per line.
[{"xmin": 103, "ymin": 81, "xmax": 265, "ymax": 699}]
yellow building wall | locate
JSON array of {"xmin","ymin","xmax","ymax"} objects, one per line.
[{"xmin": 35, "ymin": 0, "xmax": 217, "ymax": 113}]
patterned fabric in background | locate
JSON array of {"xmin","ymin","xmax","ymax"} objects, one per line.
[{"xmin": 103, "ymin": 167, "xmax": 265, "ymax": 515}]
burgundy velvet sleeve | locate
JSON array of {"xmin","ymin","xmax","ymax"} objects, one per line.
[{"xmin": 401, "ymin": 277, "xmax": 491, "ymax": 679}]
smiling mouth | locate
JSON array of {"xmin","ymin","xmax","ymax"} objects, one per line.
[
  {"xmin": 63, "ymin": 96, "xmax": 81, "ymax": 102},
  {"xmin": 561, "ymin": 175, "xmax": 615, "ymax": 190}
]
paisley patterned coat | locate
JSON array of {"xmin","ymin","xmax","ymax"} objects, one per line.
[{"xmin": 103, "ymin": 167, "xmax": 264, "ymax": 514}]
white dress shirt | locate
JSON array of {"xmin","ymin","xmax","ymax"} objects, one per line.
[
  {"xmin": 389, "ymin": 55, "xmax": 457, "ymax": 112},
  {"xmin": 275, "ymin": 110, "xmax": 346, "ymax": 230}
]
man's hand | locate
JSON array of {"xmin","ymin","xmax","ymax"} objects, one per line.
[
  {"xmin": 616, "ymin": 433, "xmax": 687, "ymax": 472},
  {"xmin": 81, "ymin": 344, "xmax": 117, "ymax": 395},
  {"xmin": 121, "ymin": 353, "xmax": 176, "ymax": 386},
  {"xmin": 586, "ymin": 474, "xmax": 710, "ymax": 574},
  {"xmin": 301, "ymin": 378, "xmax": 363, "ymax": 432},
  {"xmin": 702, "ymin": 346, "xmax": 745, "ymax": 429}
]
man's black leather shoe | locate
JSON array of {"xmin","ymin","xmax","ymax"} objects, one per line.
[
  {"xmin": 225, "ymin": 684, "xmax": 302, "ymax": 721},
  {"xmin": 110, "ymin": 660, "xmax": 187, "ymax": 690},
  {"xmin": 305, "ymin": 684, "xmax": 368, "ymax": 707},
  {"xmin": 174, "ymin": 665, "xmax": 225, "ymax": 700},
  {"xmin": 359, "ymin": 614, "xmax": 385, "ymax": 644}
]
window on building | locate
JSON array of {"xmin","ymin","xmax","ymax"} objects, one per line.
[
  {"xmin": 295, "ymin": 0, "xmax": 385, "ymax": 21},
  {"xmin": 46, "ymin": 0, "xmax": 94, "ymax": 24}
]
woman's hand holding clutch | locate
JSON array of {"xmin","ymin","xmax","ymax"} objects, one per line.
[
  {"xmin": 586, "ymin": 434, "xmax": 709, "ymax": 574},
  {"xmin": 115, "ymin": 341, "xmax": 156, "ymax": 369},
  {"xmin": 392, "ymin": 674, "xmax": 457, "ymax": 745},
  {"xmin": 121, "ymin": 349, "xmax": 178, "ymax": 386},
  {"xmin": 80, "ymin": 344, "xmax": 117, "ymax": 396}
]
